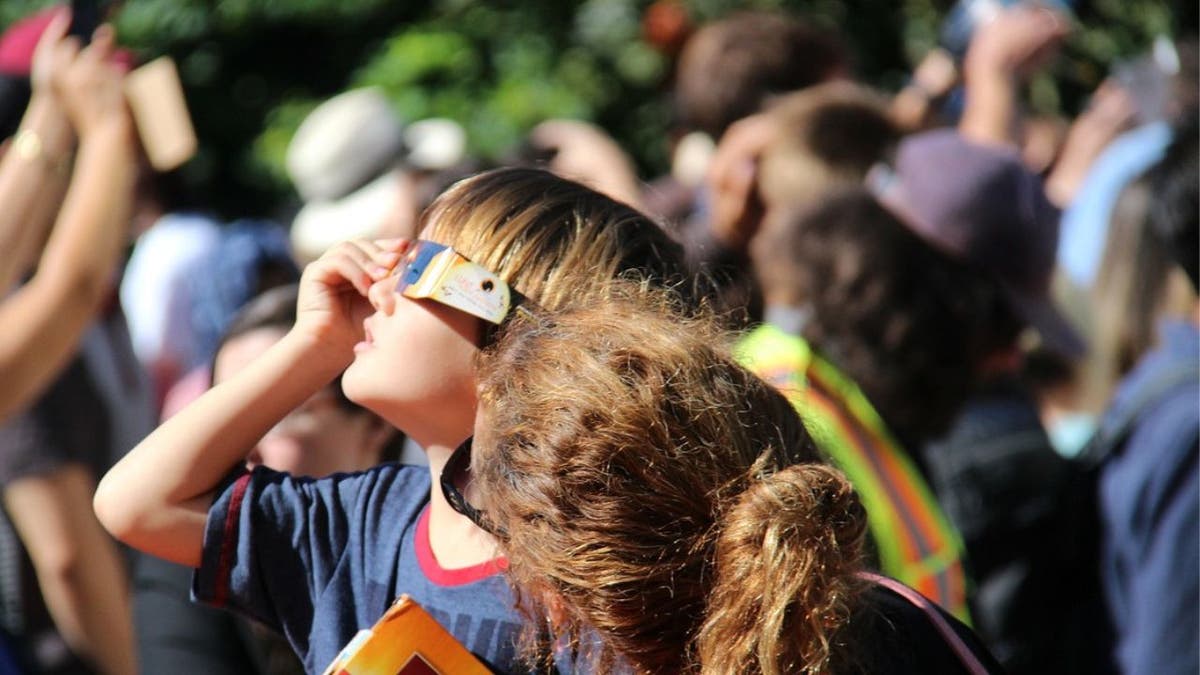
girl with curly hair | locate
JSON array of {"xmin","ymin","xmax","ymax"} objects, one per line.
[{"xmin": 453, "ymin": 289, "xmax": 1003, "ymax": 674}]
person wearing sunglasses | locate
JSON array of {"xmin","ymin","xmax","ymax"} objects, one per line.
[
  {"xmin": 94, "ymin": 166, "xmax": 696, "ymax": 674},
  {"xmin": 461, "ymin": 287, "xmax": 1004, "ymax": 675}
]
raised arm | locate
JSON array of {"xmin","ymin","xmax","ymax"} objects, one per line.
[
  {"xmin": 703, "ymin": 113, "xmax": 778, "ymax": 254},
  {"xmin": 958, "ymin": 5, "xmax": 1069, "ymax": 147},
  {"xmin": 94, "ymin": 239, "xmax": 402, "ymax": 566},
  {"xmin": 0, "ymin": 11, "xmax": 76, "ymax": 292},
  {"xmin": 1043, "ymin": 80, "xmax": 1137, "ymax": 207},
  {"xmin": 528, "ymin": 119, "xmax": 644, "ymax": 209},
  {"xmin": 890, "ymin": 47, "xmax": 958, "ymax": 133},
  {"xmin": 0, "ymin": 25, "xmax": 136, "ymax": 421}
]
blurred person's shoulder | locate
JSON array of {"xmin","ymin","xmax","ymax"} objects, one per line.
[{"xmin": 1100, "ymin": 322, "xmax": 1197, "ymax": 452}]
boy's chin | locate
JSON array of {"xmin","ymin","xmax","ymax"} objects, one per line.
[
  {"xmin": 339, "ymin": 364, "xmax": 369, "ymax": 403},
  {"xmin": 340, "ymin": 369, "xmax": 394, "ymax": 419}
]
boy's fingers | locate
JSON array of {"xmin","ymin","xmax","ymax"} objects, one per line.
[
  {"xmin": 342, "ymin": 240, "xmax": 388, "ymax": 272},
  {"xmin": 374, "ymin": 237, "xmax": 411, "ymax": 252},
  {"xmin": 348, "ymin": 240, "xmax": 403, "ymax": 275},
  {"xmin": 365, "ymin": 243, "xmax": 403, "ymax": 270},
  {"xmin": 324, "ymin": 255, "xmax": 374, "ymax": 297}
]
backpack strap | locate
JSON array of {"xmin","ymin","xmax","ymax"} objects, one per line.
[
  {"xmin": 1079, "ymin": 358, "xmax": 1200, "ymax": 468},
  {"xmin": 859, "ymin": 572, "xmax": 990, "ymax": 675}
]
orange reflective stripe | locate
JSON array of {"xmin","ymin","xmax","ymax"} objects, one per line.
[
  {"xmin": 737, "ymin": 325, "xmax": 971, "ymax": 621},
  {"xmin": 859, "ymin": 416, "xmax": 948, "ymax": 556},
  {"xmin": 805, "ymin": 372, "xmax": 967, "ymax": 618},
  {"xmin": 800, "ymin": 386, "xmax": 922, "ymax": 564},
  {"xmin": 947, "ymin": 553, "xmax": 967, "ymax": 614},
  {"xmin": 806, "ymin": 373, "xmax": 947, "ymax": 553}
]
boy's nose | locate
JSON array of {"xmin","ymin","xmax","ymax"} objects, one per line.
[{"xmin": 367, "ymin": 274, "xmax": 397, "ymax": 314}]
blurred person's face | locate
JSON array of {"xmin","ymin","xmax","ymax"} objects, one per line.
[{"xmin": 214, "ymin": 326, "xmax": 389, "ymax": 477}]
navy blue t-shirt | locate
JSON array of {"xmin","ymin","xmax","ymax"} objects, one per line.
[
  {"xmin": 192, "ymin": 463, "xmax": 526, "ymax": 674},
  {"xmin": 1098, "ymin": 320, "xmax": 1199, "ymax": 675}
]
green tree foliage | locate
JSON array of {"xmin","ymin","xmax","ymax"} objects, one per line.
[{"xmin": 0, "ymin": 0, "xmax": 1183, "ymax": 219}]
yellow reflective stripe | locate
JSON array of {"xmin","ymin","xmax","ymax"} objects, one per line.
[
  {"xmin": 798, "ymin": 388, "xmax": 916, "ymax": 571},
  {"xmin": 803, "ymin": 352, "xmax": 970, "ymax": 621},
  {"xmin": 737, "ymin": 325, "xmax": 972, "ymax": 622}
]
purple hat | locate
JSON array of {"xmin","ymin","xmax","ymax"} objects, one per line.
[{"xmin": 871, "ymin": 129, "xmax": 1085, "ymax": 357}]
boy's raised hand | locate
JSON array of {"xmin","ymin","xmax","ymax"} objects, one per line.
[{"xmin": 295, "ymin": 238, "xmax": 406, "ymax": 356}]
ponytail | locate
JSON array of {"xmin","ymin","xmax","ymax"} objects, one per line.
[{"xmin": 696, "ymin": 463, "xmax": 868, "ymax": 675}]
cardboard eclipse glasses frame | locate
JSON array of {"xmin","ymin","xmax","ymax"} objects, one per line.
[{"xmin": 393, "ymin": 240, "xmax": 517, "ymax": 325}]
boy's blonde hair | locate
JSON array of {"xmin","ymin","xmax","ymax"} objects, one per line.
[{"xmin": 423, "ymin": 167, "xmax": 696, "ymax": 311}]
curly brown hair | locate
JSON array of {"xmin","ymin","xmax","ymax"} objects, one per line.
[
  {"xmin": 473, "ymin": 287, "xmax": 868, "ymax": 674},
  {"xmin": 755, "ymin": 189, "xmax": 1022, "ymax": 444}
]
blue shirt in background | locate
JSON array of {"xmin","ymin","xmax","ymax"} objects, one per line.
[{"xmin": 1098, "ymin": 320, "xmax": 1199, "ymax": 675}]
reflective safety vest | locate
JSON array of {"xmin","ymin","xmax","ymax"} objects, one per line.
[{"xmin": 737, "ymin": 324, "xmax": 972, "ymax": 623}]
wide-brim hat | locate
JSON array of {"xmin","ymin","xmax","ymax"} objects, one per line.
[
  {"xmin": 286, "ymin": 87, "xmax": 405, "ymax": 203},
  {"xmin": 285, "ymin": 85, "xmax": 467, "ymax": 263},
  {"xmin": 871, "ymin": 129, "xmax": 1086, "ymax": 357}
]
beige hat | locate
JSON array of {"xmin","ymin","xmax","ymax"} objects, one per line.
[
  {"xmin": 286, "ymin": 87, "xmax": 405, "ymax": 202},
  {"xmin": 286, "ymin": 87, "xmax": 468, "ymax": 263},
  {"xmin": 404, "ymin": 118, "xmax": 467, "ymax": 173},
  {"xmin": 290, "ymin": 169, "xmax": 405, "ymax": 264}
]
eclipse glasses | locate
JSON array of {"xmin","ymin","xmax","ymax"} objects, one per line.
[{"xmin": 394, "ymin": 240, "xmax": 518, "ymax": 325}]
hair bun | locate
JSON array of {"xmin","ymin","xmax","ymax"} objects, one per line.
[
  {"xmin": 723, "ymin": 463, "xmax": 867, "ymax": 560},
  {"xmin": 699, "ymin": 462, "xmax": 867, "ymax": 672}
]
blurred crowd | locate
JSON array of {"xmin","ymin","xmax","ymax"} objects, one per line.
[{"xmin": 0, "ymin": 2, "xmax": 1196, "ymax": 675}]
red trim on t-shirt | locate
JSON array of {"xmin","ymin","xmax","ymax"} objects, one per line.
[
  {"xmin": 213, "ymin": 473, "xmax": 252, "ymax": 607},
  {"xmin": 414, "ymin": 505, "xmax": 508, "ymax": 586}
]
